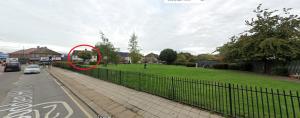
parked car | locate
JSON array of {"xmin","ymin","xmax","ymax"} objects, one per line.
[
  {"xmin": 24, "ymin": 64, "xmax": 40, "ymax": 74},
  {"xmin": 39, "ymin": 61, "xmax": 50, "ymax": 65},
  {"xmin": 4, "ymin": 62, "xmax": 21, "ymax": 72}
]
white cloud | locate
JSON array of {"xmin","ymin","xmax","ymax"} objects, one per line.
[{"xmin": 0, "ymin": 0, "xmax": 300, "ymax": 55}]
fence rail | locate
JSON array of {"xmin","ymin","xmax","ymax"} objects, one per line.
[{"xmin": 54, "ymin": 62, "xmax": 300, "ymax": 118}]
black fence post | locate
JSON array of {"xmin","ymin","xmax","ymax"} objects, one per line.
[
  {"xmin": 106, "ymin": 69, "xmax": 109, "ymax": 80},
  {"xmin": 228, "ymin": 83, "xmax": 233, "ymax": 117},
  {"xmin": 97, "ymin": 68, "xmax": 100, "ymax": 79},
  {"xmin": 138, "ymin": 72, "xmax": 141, "ymax": 91},
  {"xmin": 171, "ymin": 76, "xmax": 175, "ymax": 100},
  {"xmin": 119, "ymin": 71, "xmax": 122, "ymax": 85}
]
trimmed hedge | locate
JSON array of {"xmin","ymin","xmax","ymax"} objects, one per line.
[
  {"xmin": 173, "ymin": 62, "xmax": 196, "ymax": 67},
  {"xmin": 212, "ymin": 63, "xmax": 228, "ymax": 69},
  {"xmin": 271, "ymin": 67, "xmax": 288, "ymax": 76},
  {"xmin": 228, "ymin": 63, "xmax": 240, "ymax": 70},
  {"xmin": 185, "ymin": 62, "xmax": 196, "ymax": 67},
  {"xmin": 239, "ymin": 63, "xmax": 253, "ymax": 71}
]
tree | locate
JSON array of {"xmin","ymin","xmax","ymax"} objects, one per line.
[
  {"xmin": 196, "ymin": 54, "xmax": 217, "ymax": 61},
  {"xmin": 217, "ymin": 4, "xmax": 300, "ymax": 73},
  {"xmin": 175, "ymin": 53, "xmax": 187, "ymax": 64},
  {"xmin": 175, "ymin": 52, "xmax": 197, "ymax": 64},
  {"xmin": 95, "ymin": 31, "xmax": 120, "ymax": 65},
  {"xmin": 159, "ymin": 49, "xmax": 177, "ymax": 64},
  {"xmin": 128, "ymin": 33, "xmax": 142, "ymax": 63},
  {"xmin": 78, "ymin": 50, "xmax": 92, "ymax": 62}
]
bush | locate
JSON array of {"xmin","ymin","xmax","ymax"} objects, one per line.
[
  {"xmin": 271, "ymin": 67, "xmax": 288, "ymax": 76},
  {"xmin": 239, "ymin": 63, "xmax": 253, "ymax": 71},
  {"xmin": 159, "ymin": 49, "xmax": 177, "ymax": 64},
  {"xmin": 173, "ymin": 62, "xmax": 186, "ymax": 66},
  {"xmin": 212, "ymin": 63, "xmax": 228, "ymax": 69},
  {"xmin": 228, "ymin": 63, "xmax": 240, "ymax": 70},
  {"xmin": 89, "ymin": 61, "xmax": 97, "ymax": 65},
  {"xmin": 185, "ymin": 62, "xmax": 196, "ymax": 67}
]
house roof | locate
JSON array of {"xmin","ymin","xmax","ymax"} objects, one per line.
[
  {"xmin": 145, "ymin": 53, "xmax": 158, "ymax": 58},
  {"xmin": 9, "ymin": 47, "xmax": 61, "ymax": 55},
  {"xmin": 9, "ymin": 48, "xmax": 36, "ymax": 55},
  {"xmin": 118, "ymin": 52, "xmax": 129, "ymax": 57}
]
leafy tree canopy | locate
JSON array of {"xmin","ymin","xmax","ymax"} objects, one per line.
[
  {"xmin": 159, "ymin": 48, "xmax": 177, "ymax": 64},
  {"xmin": 217, "ymin": 4, "xmax": 300, "ymax": 63},
  {"xmin": 78, "ymin": 50, "xmax": 92, "ymax": 62},
  {"xmin": 128, "ymin": 33, "xmax": 142, "ymax": 63},
  {"xmin": 95, "ymin": 31, "xmax": 120, "ymax": 64}
]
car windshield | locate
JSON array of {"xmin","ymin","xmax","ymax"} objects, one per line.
[{"xmin": 27, "ymin": 65, "xmax": 39, "ymax": 68}]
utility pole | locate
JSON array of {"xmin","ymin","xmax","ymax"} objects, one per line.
[{"xmin": 22, "ymin": 46, "xmax": 24, "ymax": 58}]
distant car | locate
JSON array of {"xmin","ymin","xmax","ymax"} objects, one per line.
[
  {"xmin": 39, "ymin": 61, "xmax": 50, "ymax": 65},
  {"xmin": 24, "ymin": 64, "xmax": 40, "ymax": 74},
  {"xmin": 4, "ymin": 62, "xmax": 21, "ymax": 72}
]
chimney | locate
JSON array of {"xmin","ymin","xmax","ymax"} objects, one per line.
[{"xmin": 37, "ymin": 46, "xmax": 40, "ymax": 48}]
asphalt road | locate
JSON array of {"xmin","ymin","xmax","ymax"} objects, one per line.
[{"xmin": 0, "ymin": 65, "xmax": 97, "ymax": 118}]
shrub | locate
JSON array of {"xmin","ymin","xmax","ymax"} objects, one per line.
[
  {"xmin": 185, "ymin": 62, "xmax": 196, "ymax": 67},
  {"xmin": 173, "ymin": 62, "xmax": 186, "ymax": 66},
  {"xmin": 239, "ymin": 63, "xmax": 253, "ymax": 71},
  {"xmin": 228, "ymin": 63, "xmax": 240, "ymax": 70},
  {"xmin": 89, "ymin": 61, "xmax": 97, "ymax": 65},
  {"xmin": 271, "ymin": 67, "xmax": 288, "ymax": 76},
  {"xmin": 212, "ymin": 63, "xmax": 228, "ymax": 69},
  {"xmin": 159, "ymin": 49, "xmax": 177, "ymax": 64}
]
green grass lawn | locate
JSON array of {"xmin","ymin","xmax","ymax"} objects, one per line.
[
  {"xmin": 56, "ymin": 62, "xmax": 300, "ymax": 117},
  {"xmin": 100, "ymin": 64, "xmax": 300, "ymax": 91}
]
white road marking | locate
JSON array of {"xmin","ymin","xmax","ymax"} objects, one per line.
[
  {"xmin": 32, "ymin": 101, "xmax": 73, "ymax": 118},
  {"xmin": 52, "ymin": 76, "xmax": 93, "ymax": 118},
  {"xmin": 0, "ymin": 72, "xmax": 75, "ymax": 118},
  {"xmin": 1, "ymin": 101, "xmax": 74, "ymax": 118}
]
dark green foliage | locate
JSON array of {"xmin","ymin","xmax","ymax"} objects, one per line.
[
  {"xmin": 239, "ymin": 62, "xmax": 253, "ymax": 71},
  {"xmin": 159, "ymin": 48, "xmax": 177, "ymax": 64},
  {"xmin": 77, "ymin": 50, "xmax": 92, "ymax": 62},
  {"xmin": 227, "ymin": 63, "xmax": 253, "ymax": 71},
  {"xmin": 271, "ymin": 66, "xmax": 288, "ymax": 76},
  {"xmin": 228, "ymin": 63, "xmax": 240, "ymax": 70},
  {"xmin": 185, "ymin": 62, "xmax": 196, "ymax": 67},
  {"xmin": 217, "ymin": 4, "xmax": 300, "ymax": 73},
  {"xmin": 89, "ymin": 61, "xmax": 97, "ymax": 65},
  {"xmin": 173, "ymin": 62, "xmax": 186, "ymax": 66},
  {"xmin": 212, "ymin": 63, "xmax": 228, "ymax": 69},
  {"xmin": 95, "ymin": 31, "xmax": 120, "ymax": 65}
]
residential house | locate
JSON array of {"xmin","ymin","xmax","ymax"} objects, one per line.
[
  {"xmin": 144, "ymin": 53, "xmax": 159, "ymax": 63},
  {"xmin": 9, "ymin": 46, "xmax": 61, "ymax": 62},
  {"xmin": 118, "ymin": 52, "xmax": 131, "ymax": 64}
]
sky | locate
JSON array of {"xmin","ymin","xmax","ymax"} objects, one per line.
[{"xmin": 0, "ymin": 0, "xmax": 299, "ymax": 55}]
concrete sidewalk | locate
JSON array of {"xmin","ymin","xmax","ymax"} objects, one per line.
[{"xmin": 49, "ymin": 67, "xmax": 223, "ymax": 118}]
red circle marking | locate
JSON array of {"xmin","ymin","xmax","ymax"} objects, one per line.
[{"xmin": 67, "ymin": 44, "xmax": 102, "ymax": 71}]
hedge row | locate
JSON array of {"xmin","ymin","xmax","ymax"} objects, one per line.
[
  {"xmin": 173, "ymin": 62, "xmax": 196, "ymax": 67},
  {"xmin": 212, "ymin": 63, "xmax": 288, "ymax": 76}
]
